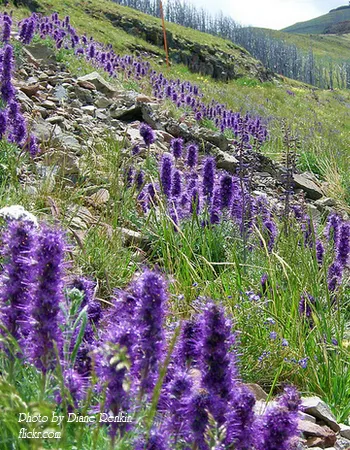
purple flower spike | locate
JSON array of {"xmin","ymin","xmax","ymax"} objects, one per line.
[
  {"xmin": 140, "ymin": 123, "xmax": 155, "ymax": 147},
  {"xmin": 225, "ymin": 386, "xmax": 256, "ymax": 449},
  {"xmin": 220, "ymin": 174, "xmax": 233, "ymax": 209},
  {"xmin": 336, "ymin": 222, "xmax": 350, "ymax": 269},
  {"xmin": 316, "ymin": 240, "xmax": 324, "ymax": 265},
  {"xmin": 160, "ymin": 153, "xmax": 173, "ymax": 198},
  {"xmin": 201, "ymin": 302, "xmax": 236, "ymax": 425},
  {"xmin": 186, "ymin": 144, "xmax": 198, "ymax": 168},
  {"xmin": 202, "ymin": 157, "xmax": 215, "ymax": 199},
  {"xmin": 187, "ymin": 391, "xmax": 210, "ymax": 450},
  {"xmin": 0, "ymin": 220, "xmax": 38, "ymax": 344},
  {"xmin": 171, "ymin": 169, "xmax": 182, "ymax": 198},
  {"xmin": 133, "ymin": 270, "xmax": 167, "ymax": 395},
  {"xmin": 29, "ymin": 226, "xmax": 66, "ymax": 373},
  {"xmin": 171, "ymin": 137, "xmax": 184, "ymax": 159}
]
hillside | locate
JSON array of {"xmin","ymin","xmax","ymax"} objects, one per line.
[
  {"xmin": 0, "ymin": 3, "xmax": 350, "ymax": 449},
  {"xmin": 282, "ymin": 4, "xmax": 350, "ymax": 34}
]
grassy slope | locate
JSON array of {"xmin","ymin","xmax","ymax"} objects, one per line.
[
  {"xmin": 0, "ymin": 1, "xmax": 349, "ymax": 428},
  {"xmin": 282, "ymin": 5, "xmax": 350, "ymax": 34},
  {"xmin": 251, "ymin": 26, "xmax": 350, "ymax": 62}
]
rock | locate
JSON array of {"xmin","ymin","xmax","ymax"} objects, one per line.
[
  {"xmin": 32, "ymin": 119, "xmax": 54, "ymax": 142},
  {"xmin": 43, "ymin": 150, "xmax": 79, "ymax": 175},
  {"xmin": 46, "ymin": 115, "xmax": 64, "ymax": 125},
  {"xmin": 141, "ymin": 103, "xmax": 164, "ymax": 130},
  {"xmin": 77, "ymin": 72, "xmax": 117, "ymax": 97},
  {"xmin": 199, "ymin": 129, "xmax": 229, "ymax": 151},
  {"xmin": 335, "ymin": 436, "xmax": 350, "ymax": 449},
  {"xmin": 77, "ymin": 79, "xmax": 96, "ymax": 90},
  {"xmin": 156, "ymin": 130, "xmax": 175, "ymax": 144},
  {"xmin": 301, "ymin": 397, "xmax": 340, "ymax": 432},
  {"xmin": 67, "ymin": 205, "xmax": 95, "ymax": 230},
  {"xmin": 25, "ymin": 43, "xmax": 56, "ymax": 65},
  {"xmin": 110, "ymin": 104, "xmax": 142, "ymax": 121},
  {"xmin": 314, "ymin": 197, "xmax": 336, "ymax": 210},
  {"xmin": 298, "ymin": 421, "xmax": 336, "ymax": 447},
  {"xmin": 244, "ymin": 383, "xmax": 268, "ymax": 401},
  {"xmin": 73, "ymin": 86, "xmax": 94, "ymax": 104},
  {"xmin": 88, "ymin": 189, "xmax": 110, "ymax": 207},
  {"xmin": 20, "ymin": 84, "xmax": 40, "ymax": 97},
  {"xmin": 293, "ymin": 174, "xmax": 323, "ymax": 200},
  {"xmin": 254, "ymin": 400, "xmax": 278, "ymax": 416},
  {"xmin": 0, "ymin": 205, "xmax": 38, "ymax": 226},
  {"xmin": 54, "ymin": 85, "xmax": 68, "ymax": 101},
  {"xmin": 136, "ymin": 94, "xmax": 153, "ymax": 103},
  {"xmin": 53, "ymin": 133, "xmax": 81, "ymax": 152},
  {"xmin": 116, "ymin": 227, "xmax": 150, "ymax": 251},
  {"xmin": 215, "ymin": 149, "xmax": 239, "ymax": 173},
  {"xmin": 340, "ymin": 424, "xmax": 350, "ymax": 440},
  {"xmin": 82, "ymin": 105, "xmax": 96, "ymax": 116},
  {"xmin": 299, "ymin": 412, "xmax": 316, "ymax": 424},
  {"xmin": 95, "ymin": 96, "xmax": 113, "ymax": 108},
  {"xmin": 42, "ymin": 100, "xmax": 56, "ymax": 110}
]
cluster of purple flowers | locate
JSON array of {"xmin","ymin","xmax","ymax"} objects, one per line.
[
  {"xmin": 20, "ymin": 12, "xmax": 267, "ymax": 146},
  {"xmin": 0, "ymin": 215, "xmax": 300, "ymax": 447},
  {"xmin": 132, "ymin": 123, "xmax": 279, "ymax": 251},
  {"xmin": 0, "ymin": 14, "xmax": 39, "ymax": 155}
]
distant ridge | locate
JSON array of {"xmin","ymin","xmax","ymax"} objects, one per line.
[{"xmin": 282, "ymin": 4, "xmax": 350, "ymax": 34}]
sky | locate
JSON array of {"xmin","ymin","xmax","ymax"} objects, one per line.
[{"xmin": 190, "ymin": 0, "xmax": 349, "ymax": 29}]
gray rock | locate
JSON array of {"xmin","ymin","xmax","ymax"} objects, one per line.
[
  {"xmin": 54, "ymin": 85, "xmax": 68, "ymax": 101},
  {"xmin": 298, "ymin": 421, "xmax": 336, "ymax": 447},
  {"xmin": 110, "ymin": 105, "xmax": 141, "ymax": 120},
  {"xmin": 116, "ymin": 227, "xmax": 150, "ymax": 251},
  {"xmin": 25, "ymin": 44, "xmax": 56, "ymax": 65},
  {"xmin": 215, "ymin": 149, "xmax": 239, "ymax": 173},
  {"xmin": 198, "ymin": 129, "xmax": 229, "ymax": 151},
  {"xmin": 32, "ymin": 120, "xmax": 54, "ymax": 142},
  {"xmin": 95, "ymin": 96, "xmax": 113, "ymax": 108},
  {"xmin": 53, "ymin": 133, "xmax": 81, "ymax": 152},
  {"xmin": 335, "ymin": 436, "xmax": 350, "ymax": 450},
  {"xmin": 88, "ymin": 188, "xmax": 110, "ymax": 207},
  {"xmin": 141, "ymin": 103, "xmax": 164, "ymax": 130},
  {"xmin": 293, "ymin": 174, "xmax": 323, "ymax": 200},
  {"xmin": 43, "ymin": 150, "xmax": 79, "ymax": 176},
  {"xmin": 77, "ymin": 72, "xmax": 117, "ymax": 97},
  {"xmin": 301, "ymin": 397, "xmax": 340, "ymax": 432},
  {"xmin": 73, "ymin": 86, "xmax": 94, "ymax": 104},
  {"xmin": 42, "ymin": 100, "xmax": 56, "ymax": 110},
  {"xmin": 315, "ymin": 197, "xmax": 336, "ymax": 210},
  {"xmin": 81, "ymin": 105, "xmax": 96, "ymax": 116},
  {"xmin": 46, "ymin": 115, "xmax": 64, "ymax": 125},
  {"xmin": 339, "ymin": 423, "xmax": 350, "ymax": 440},
  {"xmin": 299, "ymin": 412, "xmax": 316, "ymax": 424}
]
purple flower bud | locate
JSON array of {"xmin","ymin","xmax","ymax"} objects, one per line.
[
  {"xmin": 336, "ymin": 222, "xmax": 350, "ymax": 269},
  {"xmin": 316, "ymin": 240, "xmax": 324, "ymax": 265},
  {"xmin": 202, "ymin": 157, "xmax": 215, "ymax": 199},
  {"xmin": 220, "ymin": 174, "xmax": 233, "ymax": 209},
  {"xmin": 171, "ymin": 169, "xmax": 182, "ymax": 198}
]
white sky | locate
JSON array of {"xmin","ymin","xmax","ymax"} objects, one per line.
[{"xmin": 190, "ymin": 0, "xmax": 348, "ymax": 29}]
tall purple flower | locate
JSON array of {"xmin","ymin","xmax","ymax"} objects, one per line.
[
  {"xmin": 263, "ymin": 219, "xmax": 277, "ymax": 251},
  {"xmin": 171, "ymin": 138, "xmax": 183, "ymax": 159},
  {"xmin": 325, "ymin": 213, "xmax": 340, "ymax": 245},
  {"xmin": 186, "ymin": 144, "xmax": 198, "ymax": 169},
  {"xmin": 177, "ymin": 319, "xmax": 202, "ymax": 369},
  {"xmin": 28, "ymin": 227, "xmax": 66, "ymax": 373},
  {"xmin": 328, "ymin": 261, "xmax": 342, "ymax": 293},
  {"xmin": 210, "ymin": 188, "xmax": 222, "ymax": 225},
  {"xmin": 171, "ymin": 170, "xmax": 182, "ymax": 198},
  {"xmin": 316, "ymin": 240, "xmax": 324, "ymax": 265},
  {"xmin": 186, "ymin": 391, "xmax": 210, "ymax": 450},
  {"xmin": 201, "ymin": 302, "xmax": 236, "ymax": 425},
  {"xmin": 1, "ymin": 44, "xmax": 15, "ymax": 103},
  {"xmin": 2, "ymin": 14, "xmax": 12, "ymax": 43},
  {"xmin": 202, "ymin": 157, "xmax": 215, "ymax": 199},
  {"xmin": 140, "ymin": 123, "xmax": 155, "ymax": 147},
  {"xmin": 0, "ymin": 110, "xmax": 7, "ymax": 139},
  {"xmin": 336, "ymin": 222, "xmax": 350, "ymax": 269},
  {"xmin": 225, "ymin": 386, "xmax": 256, "ymax": 449},
  {"xmin": 95, "ymin": 321, "xmax": 135, "ymax": 438},
  {"xmin": 56, "ymin": 369, "xmax": 86, "ymax": 409},
  {"xmin": 133, "ymin": 270, "xmax": 167, "ymax": 395},
  {"xmin": 220, "ymin": 174, "xmax": 233, "ymax": 209},
  {"xmin": 0, "ymin": 220, "xmax": 38, "ymax": 343},
  {"xmin": 160, "ymin": 153, "xmax": 173, "ymax": 198},
  {"xmin": 299, "ymin": 293, "xmax": 316, "ymax": 327}
]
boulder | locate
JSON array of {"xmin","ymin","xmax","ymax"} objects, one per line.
[
  {"xmin": 77, "ymin": 72, "xmax": 117, "ymax": 97},
  {"xmin": 244, "ymin": 383, "xmax": 268, "ymax": 401},
  {"xmin": 339, "ymin": 423, "xmax": 350, "ymax": 440},
  {"xmin": 301, "ymin": 397, "xmax": 340, "ymax": 432},
  {"xmin": 298, "ymin": 421, "xmax": 336, "ymax": 447},
  {"xmin": 293, "ymin": 174, "xmax": 323, "ymax": 200}
]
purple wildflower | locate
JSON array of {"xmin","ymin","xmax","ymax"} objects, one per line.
[
  {"xmin": 336, "ymin": 222, "xmax": 350, "ymax": 268},
  {"xmin": 0, "ymin": 110, "xmax": 7, "ymax": 139},
  {"xmin": 328, "ymin": 261, "xmax": 342, "ymax": 293},
  {"xmin": 171, "ymin": 170, "xmax": 182, "ymax": 198},
  {"xmin": 0, "ymin": 220, "xmax": 38, "ymax": 343},
  {"xmin": 325, "ymin": 213, "xmax": 340, "ymax": 245},
  {"xmin": 140, "ymin": 123, "xmax": 155, "ymax": 147},
  {"xmin": 220, "ymin": 174, "xmax": 233, "ymax": 209},
  {"xmin": 201, "ymin": 302, "xmax": 236, "ymax": 424},
  {"xmin": 28, "ymin": 227, "xmax": 66, "ymax": 373},
  {"xmin": 187, "ymin": 391, "xmax": 210, "ymax": 450},
  {"xmin": 160, "ymin": 153, "xmax": 173, "ymax": 198},
  {"xmin": 263, "ymin": 219, "xmax": 277, "ymax": 251},
  {"xmin": 177, "ymin": 320, "xmax": 202, "ymax": 369},
  {"xmin": 171, "ymin": 138, "xmax": 183, "ymax": 159},
  {"xmin": 202, "ymin": 157, "xmax": 215, "ymax": 199},
  {"xmin": 133, "ymin": 270, "xmax": 167, "ymax": 395},
  {"xmin": 225, "ymin": 386, "xmax": 256, "ymax": 449},
  {"xmin": 316, "ymin": 240, "xmax": 324, "ymax": 265},
  {"xmin": 186, "ymin": 144, "xmax": 198, "ymax": 169}
]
